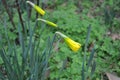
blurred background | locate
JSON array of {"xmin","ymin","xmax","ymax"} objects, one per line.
[{"xmin": 0, "ymin": 0, "xmax": 120, "ymax": 80}]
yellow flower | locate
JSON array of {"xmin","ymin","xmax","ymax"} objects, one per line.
[
  {"xmin": 55, "ymin": 31, "xmax": 81, "ymax": 52},
  {"xmin": 26, "ymin": 1, "xmax": 45, "ymax": 16},
  {"xmin": 37, "ymin": 18, "xmax": 57, "ymax": 27},
  {"xmin": 64, "ymin": 37, "xmax": 81, "ymax": 52}
]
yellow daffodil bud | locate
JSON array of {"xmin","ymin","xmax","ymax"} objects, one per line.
[
  {"xmin": 26, "ymin": 1, "xmax": 45, "ymax": 16},
  {"xmin": 55, "ymin": 31, "xmax": 81, "ymax": 52},
  {"xmin": 37, "ymin": 18, "xmax": 58, "ymax": 27}
]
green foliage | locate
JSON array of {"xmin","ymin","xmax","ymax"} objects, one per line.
[
  {"xmin": 0, "ymin": 0, "xmax": 120, "ymax": 80},
  {"xmin": 0, "ymin": 17, "xmax": 56, "ymax": 80},
  {"xmin": 43, "ymin": 0, "xmax": 120, "ymax": 79}
]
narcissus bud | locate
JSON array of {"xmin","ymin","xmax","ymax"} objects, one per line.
[
  {"xmin": 55, "ymin": 31, "xmax": 81, "ymax": 52},
  {"xmin": 26, "ymin": 1, "xmax": 45, "ymax": 16}
]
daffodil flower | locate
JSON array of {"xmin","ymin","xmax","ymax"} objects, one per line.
[
  {"xmin": 55, "ymin": 31, "xmax": 81, "ymax": 52},
  {"xmin": 37, "ymin": 18, "xmax": 58, "ymax": 27},
  {"xmin": 26, "ymin": 1, "xmax": 45, "ymax": 16}
]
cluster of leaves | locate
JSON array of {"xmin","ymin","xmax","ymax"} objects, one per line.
[
  {"xmin": 44, "ymin": 2, "xmax": 101, "ymax": 79},
  {"xmin": 41, "ymin": 0, "xmax": 120, "ymax": 79},
  {"xmin": 0, "ymin": 0, "xmax": 56, "ymax": 80}
]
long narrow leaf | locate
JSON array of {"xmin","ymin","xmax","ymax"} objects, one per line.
[
  {"xmin": 87, "ymin": 44, "xmax": 95, "ymax": 71},
  {"xmin": 17, "ymin": 23, "xmax": 25, "ymax": 80},
  {"xmin": 0, "ymin": 49, "xmax": 13, "ymax": 80},
  {"xmin": 13, "ymin": 42, "xmax": 22, "ymax": 80},
  {"xmin": 81, "ymin": 60, "xmax": 85, "ymax": 80},
  {"xmin": 82, "ymin": 25, "xmax": 91, "ymax": 80},
  {"xmin": 90, "ymin": 60, "xmax": 96, "ymax": 77}
]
